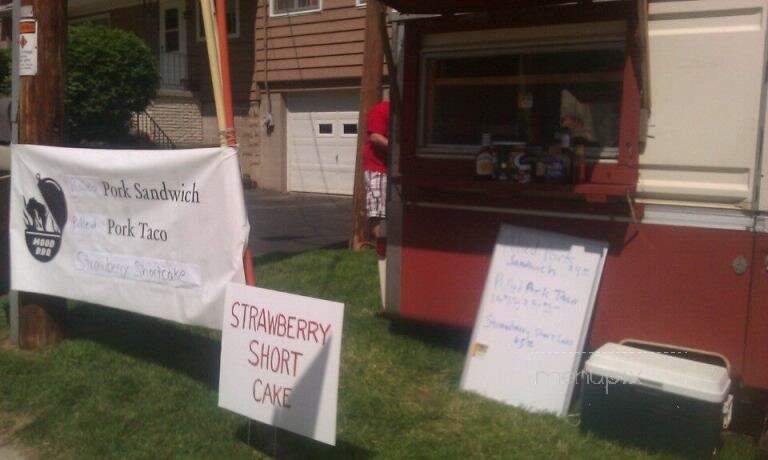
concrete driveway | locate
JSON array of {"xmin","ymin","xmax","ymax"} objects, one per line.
[{"xmin": 245, "ymin": 189, "xmax": 352, "ymax": 256}]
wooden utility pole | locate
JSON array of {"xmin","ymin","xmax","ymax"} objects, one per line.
[
  {"xmin": 350, "ymin": 0, "xmax": 385, "ymax": 250},
  {"xmin": 17, "ymin": 0, "xmax": 67, "ymax": 349}
]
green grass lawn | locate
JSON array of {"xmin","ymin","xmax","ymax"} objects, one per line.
[{"xmin": 0, "ymin": 249, "xmax": 760, "ymax": 459}]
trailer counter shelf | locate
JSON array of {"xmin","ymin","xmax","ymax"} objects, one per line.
[{"xmin": 380, "ymin": 0, "xmax": 768, "ymax": 413}]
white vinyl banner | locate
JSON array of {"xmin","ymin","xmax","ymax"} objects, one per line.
[
  {"xmin": 9, "ymin": 144, "xmax": 249, "ymax": 329},
  {"xmin": 218, "ymin": 284, "xmax": 344, "ymax": 446}
]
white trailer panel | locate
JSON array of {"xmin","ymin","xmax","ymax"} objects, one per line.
[{"xmin": 640, "ymin": 0, "xmax": 767, "ymax": 206}]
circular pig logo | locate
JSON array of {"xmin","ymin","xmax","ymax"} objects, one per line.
[{"xmin": 23, "ymin": 174, "xmax": 67, "ymax": 262}]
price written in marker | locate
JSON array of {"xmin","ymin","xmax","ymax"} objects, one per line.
[{"xmin": 461, "ymin": 225, "xmax": 608, "ymax": 416}]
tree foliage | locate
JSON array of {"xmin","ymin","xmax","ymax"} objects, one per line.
[
  {"xmin": 0, "ymin": 48, "xmax": 10, "ymax": 95},
  {"xmin": 66, "ymin": 25, "xmax": 158, "ymax": 144}
]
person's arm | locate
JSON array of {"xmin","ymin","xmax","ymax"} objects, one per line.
[{"xmin": 370, "ymin": 132, "xmax": 388, "ymax": 150}]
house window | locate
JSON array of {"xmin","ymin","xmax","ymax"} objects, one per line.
[
  {"xmin": 164, "ymin": 8, "xmax": 180, "ymax": 52},
  {"xmin": 420, "ymin": 46, "xmax": 625, "ymax": 155},
  {"xmin": 197, "ymin": 0, "xmax": 239, "ymax": 41},
  {"xmin": 271, "ymin": 0, "xmax": 321, "ymax": 17},
  {"xmin": 343, "ymin": 123, "xmax": 358, "ymax": 135},
  {"xmin": 356, "ymin": 0, "xmax": 366, "ymax": 6},
  {"xmin": 317, "ymin": 122, "xmax": 334, "ymax": 136}
]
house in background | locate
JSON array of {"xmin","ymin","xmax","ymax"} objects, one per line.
[
  {"xmin": 194, "ymin": 0, "xmax": 378, "ymax": 195},
  {"xmin": 69, "ymin": 0, "xmax": 208, "ymax": 148},
  {"xmin": 1, "ymin": 0, "xmax": 378, "ymax": 195},
  {"xmin": 238, "ymin": 0, "xmax": 375, "ymax": 195},
  {"xmin": 72, "ymin": 0, "xmax": 375, "ymax": 194}
]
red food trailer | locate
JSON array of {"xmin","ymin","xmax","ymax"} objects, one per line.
[{"xmin": 379, "ymin": 0, "xmax": 768, "ymax": 428}]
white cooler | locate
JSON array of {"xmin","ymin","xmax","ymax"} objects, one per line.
[{"xmin": 581, "ymin": 343, "xmax": 731, "ymax": 457}]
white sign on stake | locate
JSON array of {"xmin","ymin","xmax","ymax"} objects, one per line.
[
  {"xmin": 9, "ymin": 144, "xmax": 249, "ymax": 329},
  {"xmin": 460, "ymin": 224, "xmax": 608, "ymax": 416},
  {"xmin": 218, "ymin": 284, "xmax": 344, "ymax": 446},
  {"xmin": 19, "ymin": 19, "xmax": 37, "ymax": 76}
]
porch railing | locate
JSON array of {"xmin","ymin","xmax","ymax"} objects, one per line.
[{"xmin": 132, "ymin": 110, "xmax": 176, "ymax": 149}]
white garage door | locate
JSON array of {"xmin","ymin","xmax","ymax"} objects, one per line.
[{"xmin": 287, "ymin": 91, "xmax": 359, "ymax": 195}]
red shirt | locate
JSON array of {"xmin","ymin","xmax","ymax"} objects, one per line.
[{"xmin": 363, "ymin": 101, "xmax": 390, "ymax": 173}]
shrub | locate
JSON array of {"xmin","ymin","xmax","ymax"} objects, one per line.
[
  {"xmin": 0, "ymin": 48, "xmax": 10, "ymax": 95},
  {"xmin": 66, "ymin": 24, "xmax": 158, "ymax": 144}
]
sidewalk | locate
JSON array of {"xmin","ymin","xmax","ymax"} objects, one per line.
[
  {"xmin": 0, "ymin": 410, "xmax": 36, "ymax": 460},
  {"xmin": 0, "ymin": 445, "xmax": 30, "ymax": 460}
]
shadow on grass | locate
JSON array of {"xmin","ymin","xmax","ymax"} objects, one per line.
[
  {"xmin": 68, "ymin": 304, "xmax": 222, "ymax": 391},
  {"xmin": 251, "ymin": 242, "xmax": 350, "ymax": 268},
  {"xmin": 252, "ymin": 251, "xmax": 299, "ymax": 267},
  {"xmin": 319, "ymin": 241, "xmax": 348, "ymax": 251},
  {"xmin": 385, "ymin": 316, "xmax": 472, "ymax": 352},
  {"xmin": 67, "ymin": 302, "xmax": 373, "ymax": 457},
  {"xmin": 236, "ymin": 423, "xmax": 371, "ymax": 459}
]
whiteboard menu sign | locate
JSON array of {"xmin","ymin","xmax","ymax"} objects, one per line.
[
  {"xmin": 218, "ymin": 284, "xmax": 344, "ymax": 446},
  {"xmin": 460, "ymin": 225, "xmax": 608, "ymax": 416}
]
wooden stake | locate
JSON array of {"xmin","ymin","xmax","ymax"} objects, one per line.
[
  {"xmin": 350, "ymin": 0, "xmax": 385, "ymax": 250},
  {"xmin": 17, "ymin": 0, "xmax": 67, "ymax": 349}
]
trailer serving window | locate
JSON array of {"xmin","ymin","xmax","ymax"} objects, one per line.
[
  {"xmin": 419, "ymin": 45, "xmax": 625, "ymax": 158},
  {"xmin": 399, "ymin": 13, "xmax": 645, "ymax": 201}
]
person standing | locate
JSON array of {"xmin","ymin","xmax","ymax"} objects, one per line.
[{"xmin": 363, "ymin": 100, "xmax": 390, "ymax": 242}]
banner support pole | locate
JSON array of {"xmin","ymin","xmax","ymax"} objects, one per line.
[
  {"xmin": 200, "ymin": 0, "xmax": 256, "ymax": 287},
  {"xmin": 213, "ymin": 0, "xmax": 256, "ymax": 287}
]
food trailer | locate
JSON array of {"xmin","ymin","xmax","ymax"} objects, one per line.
[{"xmin": 379, "ymin": 0, "xmax": 768, "ymax": 424}]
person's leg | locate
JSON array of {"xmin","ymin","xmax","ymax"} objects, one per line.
[
  {"xmin": 364, "ymin": 170, "xmax": 387, "ymax": 244},
  {"xmin": 369, "ymin": 217, "xmax": 384, "ymax": 239},
  {"xmin": 364, "ymin": 171, "xmax": 388, "ymax": 308}
]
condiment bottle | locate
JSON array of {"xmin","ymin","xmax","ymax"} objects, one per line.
[
  {"xmin": 512, "ymin": 153, "xmax": 531, "ymax": 185},
  {"xmin": 546, "ymin": 145, "xmax": 571, "ymax": 184},
  {"xmin": 573, "ymin": 145, "xmax": 586, "ymax": 184},
  {"xmin": 475, "ymin": 133, "xmax": 495, "ymax": 181}
]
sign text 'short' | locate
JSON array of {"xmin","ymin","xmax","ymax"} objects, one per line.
[{"xmin": 218, "ymin": 284, "xmax": 344, "ymax": 446}]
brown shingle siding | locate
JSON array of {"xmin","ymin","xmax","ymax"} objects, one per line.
[
  {"xmin": 190, "ymin": 0, "xmax": 369, "ymax": 104},
  {"xmin": 252, "ymin": 0, "xmax": 366, "ymax": 86},
  {"xmin": 255, "ymin": 29, "xmax": 365, "ymax": 51},
  {"xmin": 187, "ymin": 0, "xmax": 256, "ymax": 105}
]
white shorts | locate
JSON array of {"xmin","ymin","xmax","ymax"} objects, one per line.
[{"xmin": 364, "ymin": 170, "xmax": 387, "ymax": 219}]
